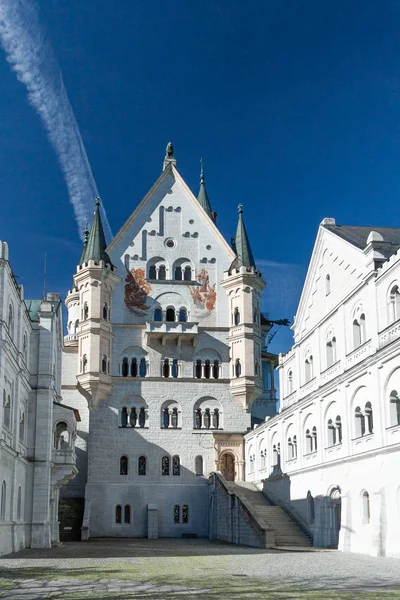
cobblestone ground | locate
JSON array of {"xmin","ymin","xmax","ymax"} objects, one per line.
[{"xmin": 0, "ymin": 539, "xmax": 400, "ymax": 599}]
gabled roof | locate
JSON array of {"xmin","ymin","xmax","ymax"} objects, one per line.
[
  {"xmin": 107, "ymin": 163, "xmax": 236, "ymax": 260},
  {"xmin": 80, "ymin": 199, "xmax": 113, "ymax": 266},
  {"xmin": 322, "ymin": 223, "xmax": 400, "ymax": 250}
]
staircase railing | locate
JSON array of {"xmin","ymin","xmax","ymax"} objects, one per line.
[
  {"xmin": 260, "ymin": 484, "xmax": 313, "ymax": 543},
  {"xmin": 211, "ymin": 472, "xmax": 275, "ymax": 548}
]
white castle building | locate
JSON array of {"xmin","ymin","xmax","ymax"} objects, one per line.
[
  {"xmin": 0, "ymin": 241, "xmax": 79, "ymax": 556},
  {"xmin": 245, "ymin": 218, "xmax": 400, "ymax": 557},
  {"xmin": 59, "ymin": 145, "xmax": 274, "ymax": 540}
]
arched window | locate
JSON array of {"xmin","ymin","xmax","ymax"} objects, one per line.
[
  {"xmin": 235, "ymin": 358, "xmax": 241, "ymax": 377},
  {"xmin": 158, "ymin": 265, "xmax": 166, "ymax": 280},
  {"xmin": 149, "ymin": 265, "xmax": 156, "ymax": 280},
  {"xmin": 83, "ymin": 302, "xmax": 89, "ymax": 320},
  {"xmin": 178, "ymin": 308, "xmax": 187, "ymax": 322},
  {"xmin": 166, "ymin": 307, "xmax": 175, "ymax": 322},
  {"xmin": 389, "ymin": 389, "xmax": 400, "ymax": 426},
  {"xmin": 74, "ymin": 319, "xmax": 79, "ymax": 333},
  {"xmin": 174, "ymin": 266, "xmax": 182, "ymax": 280},
  {"xmin": 204, "ymin": 360, "xmax": 211, "ymax": 379},
  {"xmin": 326, "ymin": 334, "xmax": 336, "ymax": 368},
  {"xmin": 131, "ymin": 357, "xmax": 137, "ymax": 377},
  {"xmin": 213, "ymin": 360, "xmax": 220, "ymax": 379},
  {"xmin": 163, "ymin": 358, "xmax": 170, "ymax": 378},
  {"xmin": 353, "ymin": 312, "xmax": 366, "ymax": 348},
  {"xmin": 121, "ymin": 357, "xmax": 129, "ymax": 377},
  {"xmin": 355, "ymin": 406, "xmax": 365, "ymax": 438},
  {"xmin": 184, "ymin": 266, "xmax": 192, "ymax": 281},
  {"xmin": 120, "ymin": 456, "xmax": 128, "ymax": 475},
  {"xmin": 182, "ymin": 504, "xmax": 189, "ymax": 523},
  {"xmin": 234, "ymin": 308, "xmax": 240, "ymax": 326},
  {"xmin": 172, "ymin": 359, "xmax": 178, "ymax": 378},
  {"xmin": 389, "ymin": 285, "xmax": 400, "ymax": 323},
  {"xmin": 17, "ymin": 486, "xmax": 22, "ymax": 521},
  {"xmin": 102, "ymin": 356, "xmax": 107, "ymax": 373},
  {"xmin": 361, "ymin": 491, "xmax": 370, "ymax": 524},
  {"xmin": 138, "ymin": 407, "xmax": 145, "ymax": 428},
  {"xmin": 195, "ymin": 359, "xmax": 202, "ymax": 379},
  {"xmin": 307, "ymin": 492, "xmax": 315, "ymax": 524},
  {"xmin": 325, "ymin": 274, "xmax": 331, "ymax": 296},
  {"xmin": 103, "ymin": 302, "xmax": 108, "ymax": 320},
  {"xmin": 172, "ymin": 455, "xmax": 180, "ymax": 476},
  {"xmin": 3, "ymin": 392, "xmax": 10, "ymax": 430},
  {"xmin": 162, "ymin": 456, "xmax": 170, "ymax": 475},
  {"xmin": 162, "ymin": 408, "xmax": 169, "ymax": 428},
  {"xmin": 287, "ymin": 370, "xmax": 293, "ymax": 395},
  {"xmin": 287, "ymin": 437, "xmax": 293, "ymax": 459},
  {"xmin": 1, "ymin": 481, "xmax": 6, "ymax": 520},
  {"xmin": 19, "ymin": 411, "xmax": 25, "ymax": 441},
  {"xmin": 327, "ymin": 416, "xmax": 341, "ymax": 446},
  {"xmin": 213, "ymin": 408, "xmax": 220, "ymax": 429},
  {"xmin": 139, "ymin": 357, "xmax": 147, "ymax": 377},
  {"xmin": 115, "ymin": 505, "xmax": 122, "ymax": 524},
  {"xmin": 154, "ymin": 308, "xmax": 162, "ymax": 322},
  {"xmin": 365, "ymin": 402, "xmax": 373, "ymax": 434},
  {"xmin": 272, "ymin": 443, "xmax": 280, "ymax": 466},
  {"xmin": 82, "ymin": 354, "xmax": 87, "ymax": 373},
  {"xmin": 131, "ymin": 407, "xmax": 137, "ymax": 427},
  {"xmin": 124, "ymin": 505, "xmax": 131, "ymax": 523},
  {"xmin": 312, "ymin": 426, "xmax": 318, "ymax": 451},
  {"xmin": 138, "ymin": 456, "xmax": 146, "ymax": 476},
  {"xmin": 195, "ymin": 408, "xmax": 201, "ymax": 429},
  {"xmin": 195, "ymin": 455, "xmax": 203, "ymax": 476},
  {"xmin": 171, "ymin": 407, "xmax": 178, "ymax": 428},
  {"xmin": 121, "ymin": 407, "xmax": 128, "ymax": 427},
  {"xmin": 174, "ymin": 504, "xmax": 180, "ymax": 523},
  {"xmin": 293, "ymin": 435, "xmax": 297, "ymax": 458},
  {"xmin": 305, "ymin": 354, "xmax": 313, "ymax": 382},
  {"xmin": 204, "ymin": 408, "xmax": 211, "ymax": 429}
]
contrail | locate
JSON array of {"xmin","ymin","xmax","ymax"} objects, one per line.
[{"xmin": 0, "ymin": 0, "xmax": 113, "ymax": 240}]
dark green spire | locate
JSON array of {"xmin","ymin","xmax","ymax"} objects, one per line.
[
  {"xmin": 80, "ymin": 198, "xmax": 112, "ymax": 266},
  {"xmin": 233, "ymin": 204, "xmax": 256, "ymax": 269},
  {"xmin": 197, "ymin": 158, "xmax": 212, "ymax": 217}
]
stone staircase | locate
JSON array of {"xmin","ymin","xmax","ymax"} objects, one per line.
[{"xmin": 233, "ymin": 481, "xmax": 312, "ymax": 548}]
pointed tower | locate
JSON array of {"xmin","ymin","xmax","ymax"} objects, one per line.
[
  {"xmin": 197, "ymin": 159, "xmax": 217, "ymax": 223},
  {"xmin": 221, "ymin": 204, "xmax": 265, "ymax": 412},
  {"xmin": 66, "ymin": 198, "xmax": 120, "ymax": 405}
]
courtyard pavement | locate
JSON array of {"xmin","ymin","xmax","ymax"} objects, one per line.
[{"xmin": 0, "ymin": 538, "xmax": 400, "ymax": 599}]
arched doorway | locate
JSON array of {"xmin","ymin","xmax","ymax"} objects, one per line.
[
  {"xmin": 328, "ymin": 486, "xmax": 342, "ymax": 548},
  {"xmin": 220, "ymin": 452, "xmax": 235, "ymax": 481}
]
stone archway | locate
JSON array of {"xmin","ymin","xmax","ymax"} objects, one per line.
[
  {"xmin": 220, "ymin": 452, "xmax": 235, "ymax": 481},
  {"xmin": 328, "ymin": 486, "xmax": 342, "ymax": 549}
]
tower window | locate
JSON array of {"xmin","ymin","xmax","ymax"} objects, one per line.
[{"xmin": 166, "ymin": 307, "xmax": 175, "ymax": 322}]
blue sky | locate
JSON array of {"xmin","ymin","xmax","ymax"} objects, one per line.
[{"xmin": 1, "ymin": 0, "xmax": 400, "ymax": 353}]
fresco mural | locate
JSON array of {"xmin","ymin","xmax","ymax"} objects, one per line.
[
  {"xmin": 188, "ymin": 268, "xmax": 216, "ymax": 316},
  {"xmin": 124, "ymin": 267, "xmax": 152, "ymax": 313}
]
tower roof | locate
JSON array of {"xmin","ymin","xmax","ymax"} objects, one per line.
[
  {"xmin": 197, "ymin": 159, "xmax": 212, "ymax": 217},
  {"xmin": 79, "ymin": 222, "xmax": 90, "ymax": 265},
  {"xmin": 232, "ymin": 204, "xmax": 256, "ymax": 269},
  {"xmin": 80, "ymin": 198, "xmax": 112, "ymax": 266}
]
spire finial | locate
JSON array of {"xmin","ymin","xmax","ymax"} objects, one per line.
[
  {"xmin": 95, "ymin": 196, "xmax": 101, "ymax": 207},
  {"xmin": 163, "ymin": 142, "xmax": 176, "ymax": 170},
  {"xmin": 83, "ymin": 222, "xmax": 89, "ymax": 245},
  {"xmin": 200, "ymin": 157, "xmax": 205, "ymax": 184},
  {"xmin": 238, "ymin": 203, "xmax": 243, "ymax": 214}
]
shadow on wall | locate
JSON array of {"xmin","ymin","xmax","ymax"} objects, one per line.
[{"xmin": 260, "ymin": 472, "xmax": 343, "ymax": 549}]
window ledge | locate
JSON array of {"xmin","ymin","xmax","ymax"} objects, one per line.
[
  {"xmin": 303, "ymin": 450, "xmax": 318, "ymax": 457},
  {"xmin": 119, "ymin": 426, "xmax": 149, "ymax": 430},
  {"xmin": 351, "ymin": 433, "xmax": 374, "ymax": 441},
  {"xmin": 286, "ymin": 457, "xmax": 298, "ymax": 462},
  {"xmin": 192, "ymin": 429, "xmax": 223, "ymax": 433},
  {"xmin": 325, "ymin": 443, "xmax": 343, "ymax": 450},
  {"xmin": 161, "ymin": 427, "xmax": 182, "ymax": 430}
]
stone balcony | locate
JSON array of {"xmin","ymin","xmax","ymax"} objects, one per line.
[
  {"xmin": 145, "ymin": 321, "xmax": 199, "ymax": 346},
  {"xmin": 379, "ymin": 319, "xmax": 400, "ymax": 349},
  {"xmin": 64, "ymin": 333, "xmax": 78, "ymax": 346},
  {"xmin": 320, "ymin": 360, "xmax": 341, "ymax": 385},
  {"xmin": 345, "ymin": 340, "xmax": 373, "ymax": 370}
]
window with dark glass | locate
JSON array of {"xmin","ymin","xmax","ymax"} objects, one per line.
[
  {"xmin": 115, "ymin": 505, "xmax": 122, "ymax": 524},
  {"xmin": 174, "ymin": 504, "xmax": 180, "ymax": 523},
  {"xmin": 166, "ymin": 307, "xmax": 175, "ymax": 322},
  {"xmin": 154, "ymin": 308, "xmax": 162, "ymax": 322},
  {"xmin": 213, "ymin": 408, "xmax": 219, "ymax": 429},
  {"xmin": 182, "ymin": 505, "xmax": 188, "ymax": 523},
  {"xmin": 213, "ymin": 360, "xmax": 219, "ymax": 379},
  {"xmin": 172, "ymin": 359, "xmax": 178, "ymax": 378},
  {"xmin": 195, "ymin": 360, "xmax": 202, "ymax": 379},
  {"xmin": 120, "ymin": 456, "xmax": 128, "ymax": 475},
  {"xmin": 103, "ymin": 303, "xmax": 108, "ymax": 320},
  {"xmin": 158, "ymin": 265, "xmax": 166, "ymax": 280},
  {"xmin": 138, "ymin": 456, "xmax": 146, "ymax": 476},
  {"xmin": 124, "ymin": 505, "xmax": 131, "ymax": 523},
  {"xmin": 162, "ymin": 456, "xmax": 170, "ymax": 475},
  {"xmin": 131, "ymin": 407, "xmax": 137, "ymax": 427},
  {"xmin": 122, "ymin": 357, "xmax": 129, "ymax": 377},
  {"xmin": 235, "ymin": 359, "xmax": 241, "ymax": 377},
  {"xmin": 139, "ymin": 357, "xmax": 146, "ymax": 377},
  {"xmin": 139, "ymin": 407, "xmax": 146, "ymax": 428},
  {"xmin": 204, "ymin": 408, "xmax": 211, "ymax": 429},
  {"xmin": 172, "ymin": 455, "xmax": 180, "ymax": 476},
  {"xmin": 162, "ymin": 408, "xmax": 169, "ymax": 428},
  {"xmin": 121, "ymin": 407, "xmax": 128, "ymax": 427},
  {"xmin": 204, "ymin": 360, "xmax": 211, "ymax": 379},
  {"xmin": 171, "ymin": 408, "xmax": 178, "ymax": 428},
  {"xmin": 163, "ymin": 358, "xmax": 170, "ymax": 378},
  {"xmin": 149, "ymin": 265, "xmax": 156, "ymax": 279},
  {"xmin": 175, "ymin": 266, "xmax": 182, "ymax": 280},
  {"xmin": 195, "ymin": 408, "xmax": 201, "ymax": 429},
  {"xmin": 131, "ymin": 358, "xmax": 137, "ymax": 377},
  {"xmin": 178, "ymin": 308, "xmax": 187, "ymax": 322}
]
